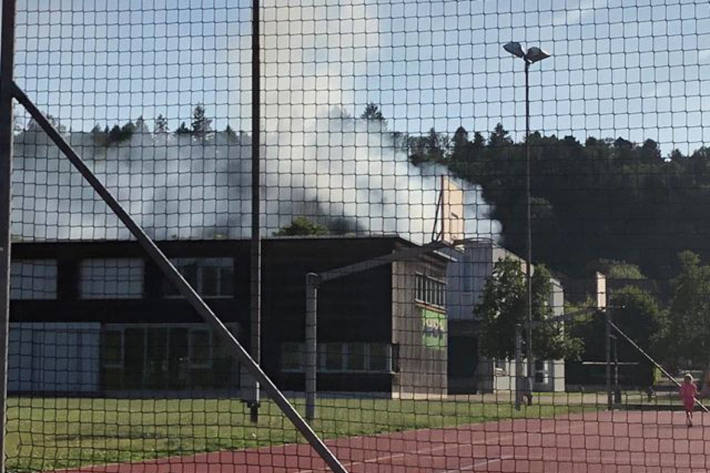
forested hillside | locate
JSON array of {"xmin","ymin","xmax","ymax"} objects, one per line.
[{"xmin": 410, "ymin": 123, "xmax": 710, "ymax": 286}]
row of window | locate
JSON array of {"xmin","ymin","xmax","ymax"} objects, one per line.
[
  {"xmin": 281, "ymin": 342, "xmax": 393, "ymax": 373},
  {"xmin": 415, "ymin": 273, "xmax": 446, "ymax": 308},
  {"xmin": 103, "ymin": 325, "xmax": 213, "ymax": 369},
  {"xmin": 10, "ymin": 258, "xmax": 234, "ymax": 300},
  {"xmin": 494, "ymin": 359, "xmax": 551, "ymax": 384}
]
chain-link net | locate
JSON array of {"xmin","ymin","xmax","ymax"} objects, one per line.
[{"xmin": 6, "ymin": 0, "xmax": 710, "ymax": 471}]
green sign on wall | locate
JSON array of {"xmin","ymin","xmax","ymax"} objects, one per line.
[{"xmin": 421, "ymin": 307, "xmax": 447, "ymax": 350}]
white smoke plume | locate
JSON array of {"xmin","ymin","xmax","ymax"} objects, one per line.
[{"xmin": 11, "ymin": 118, "xmax": 499, "ymax": 244}]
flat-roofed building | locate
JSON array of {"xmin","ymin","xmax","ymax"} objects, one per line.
[{"xmin": 9, "ymin": 236, "xmax": 450, "ymax": 398}]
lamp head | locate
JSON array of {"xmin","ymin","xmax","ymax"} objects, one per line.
[
  {"xmin": 503, "ymin": 41, "xmax": 525, "ymax": 59},
  {"xmin": 525, "ymin": 46, "xmax": 551, "ymax": 63}
]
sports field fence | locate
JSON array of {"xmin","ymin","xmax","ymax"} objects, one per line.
[{"xmin": 2, "ymin": 1, "xmax": 710, "ymax": 472}]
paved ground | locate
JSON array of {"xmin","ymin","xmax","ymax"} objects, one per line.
[{"xmin": 56, "ymin": 409, "xmax": 710, "ymax": 472}]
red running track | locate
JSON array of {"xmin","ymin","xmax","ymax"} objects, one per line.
[{"xmin": 57, "ymin": 410, "xmax": 710, "ymax": 473}]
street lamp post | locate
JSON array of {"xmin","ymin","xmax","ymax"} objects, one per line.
[{"xmin": 503, "ymin": 41, "xmax": 550, "ymax": 405}]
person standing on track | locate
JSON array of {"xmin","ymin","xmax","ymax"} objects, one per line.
[{"xmin": 679, "ymin": 373, "xmax": 699, "ymax": 427}]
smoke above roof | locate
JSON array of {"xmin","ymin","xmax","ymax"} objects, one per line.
[{"xmin": 11, "ymin": 116, "xmax": 500, "ymax": 244}]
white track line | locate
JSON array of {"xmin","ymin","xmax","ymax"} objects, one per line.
[
  {"xmin": 296, "ymin": 434, "xmax": 513, "ymax": 473},
  {"xmin": 436, "ymin": 454, "xmax": 515, "ymax": 473}
]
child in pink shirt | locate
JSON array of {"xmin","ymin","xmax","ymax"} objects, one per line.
[{"xmin": 679, "ymin": 373, "xmax": 699, "ymax": 427}]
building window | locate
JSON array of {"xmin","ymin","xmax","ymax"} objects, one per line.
[
  {"xmin": 322, "ymin": 343, "xmax": 344, "ymax": 371},
  {"xmin": 281, "ymin": 342, "xmax": 304, "ymax": 372},
  {"xmin": 101, "ymin": 324, "xmax": 216, "ymax": 374},
  {"xmin": 189, "ymin": 328, "xmax": 212, "ymax": 368},
  {"xmin": 346, "ymin": 343, "xmax": 366, "ymax": 371},
  {"xmin": 535, "ymin": 359, "xmax": 549, "ymax": 384},
  {"xmin": 416, "ymin": 274, "xmax": 425, "ymax": 302},
  {"xmin": 415, "ymin": 273, "xmax": 446, "ymax": 308},
  {"xmin": 10, "ymin": 260, "xmax": 57, "ymax": 300},
  {"xmin": 80, "ymin": 258, "xmax": 143, "ymax": 299},
  {"xmin": 280, "ymin": 342, "xmax": 392, "ymax": 373},
  {"xmin": 391, "ymin": 343, "xmax": 400, "ymax": 373},
  {"xmin": 462, "ymin": 255, "xmax": 473, "ymax": 292},
  {"xmin": 164, "ymin": 258, "xmax": 234, "ymax": 298},
  {"xmin": 368, "ymin": 343, "xmax": 391, "ymax": 372},
  {"xmin": 103, "ymin": 329, "xmax": 123, "ymax": 368}
]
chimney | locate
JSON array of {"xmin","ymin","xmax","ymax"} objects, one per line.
[{"xmin": 438, "ymin": 175, "xmax": 464, "ymax": 243}]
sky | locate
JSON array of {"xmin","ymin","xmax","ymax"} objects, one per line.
[{"xmin": 11, "ymin": 0, "xmax": 710, "ymax": 155}]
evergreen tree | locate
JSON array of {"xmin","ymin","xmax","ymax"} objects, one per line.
[
  {"xmin": 488, "ymin": 123, "xmax": 512, "ymax": 147},
  {"xmin": 471, "ymin": 131, "xmax": 485, "ymax": 149},
  {"xmin": 408, "ymin": 128, "xmax": 449, "ymax": 164},
  {"xmin": 452, "ymin": 126, "xmax": 469, "ymax": 154},
  {"xmin": 26, "ymin": 118, "xmax": 43, "ymax": 133},
  {"xmin": 135, "ymin": 116, "xmax": 150, "ymax": 135},
  {"xmin": 108, "ymin": 125, "xmax": 123, "ymax": 143},
  {"xmin": 120, "ymin": 120, "xmax": 136, "ymax": 140},
  {"xmin": 175, "ymin": 121, "xmax": 191, "ymax": 135},
  {"xmin": 91, "ymin": 124, "xmax": 108, "ymax": 146},
  {"xmin": 640, "ymin": 139, "xmax": 661, "ymax": 162},
  {"xmin": 191, "ymin": 104, "xmax": 212, "ymax": 141},
  {"xmin": 224, "ymin": 124, "xmax": 237, "ymax": 140},
  {"xmin": 361, "ymin": 103, "xmax": 384, "ymax": 121},
  {"xmin": 155, "ymin": 114, "xmax": 168, "ymax": 133}
]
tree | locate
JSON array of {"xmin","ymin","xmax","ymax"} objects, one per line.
[
  {"xmin": 224, "ymin": 124, "xmax": 237, "ymax": 140},
  {"xmin": 120, "ymin": 120, "xmax": 136, "ymax": 140},
  {"xmin": 669, "ymin": 148, "xmax": 684, "ymax": 162},
  {"xmin": 155, "ymin": 114, "xmax": 169, "ymax": 133},
  {"xmin": 175, "ymin": 121, "xmax": 191, "ymax": 135},
  {"xmin": 568, "ymin": 284, "xmax": 667, "ymax": 386},
  {"xmin": 408, "ymin": 128, "xmax": 450, "ymax": 165},
  {"xmin": 477, "ymin": 258, "xmax": 582, "ymax": 361},
  {"xmin": 361, "ymin": 103, "xmax": 384, "ymax": 121},
  {"xmin": 104, "ymin": 121, "xmax": 136, "ymax": 145},
  {"xmin": 610, "ymin": 287, "xmax": 667, "ymax": 358},
  {"xmin": 471, "ymin": 131, "xmax": 485, "ymax": 149},
  {"xmin": 592, "ymin": 259, "xmax": 646, "ymax": 280},
  {"xmin": 191, "ymin": 104, "xmax": 212, "ymax": 141},
  {"xmin": 488, "ymin": 123, "xmax": 512, "ymax": 147},
  {"xmin": 91, "ymin": 124, "xmax": 108, "ymax": 146},
  {"xmin": 26, "ymin": 118, "xmax": 43, "ymax": 133},
  {"xmin": 640, "ymin": 139, "xmax": 662, "ymax": 162},
  {"xmin": 451, "ymin": 126, "xmax": 469, "ymax": 156},
  {"xmin": 133, "ymin": 116, "xmax": 150, "ymax": 136},
  {"xmin": 274, "ymin": 217, "xmax": 328, "ymax": 236},
  {"xmin": 407, "ymin": 135, "xmax": 429, "ymax": 165},
  {"xmin": 609, "ymin": 287, "xmax": 666, "ymax": 386},
  {"xmin": 477, "ymin": 258, "xmax": 525, "ymax": 360},
  {"xmin": 108, "ymin": 125, "xmax": 123, "ymax": 143},
  {"xmin": 613, "ymin": 137, "xmax": 633, "ymax": 151},
  {"xmin": 665, "ymin": 251, "xmax": 710, "ymax": 369}
]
